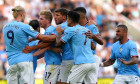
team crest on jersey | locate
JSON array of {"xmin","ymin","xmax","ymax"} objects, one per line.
[{"xmin": 119, "ymin": 48, "xmax": 123, "ymax": 52}]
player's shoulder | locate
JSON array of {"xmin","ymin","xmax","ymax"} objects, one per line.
[
  {"xmin": 128, "ymin": 39, "xmax": 135, "ymax": 43},
  {"xmin": 3, "ymin": 21, "xmax": 22, "ymax": 30},
  {"xmin": 78, "ymin": 25, "xmax": 86, "ymax": 28},
  {"xmin": 87, "ymin": 24, "xmax": 97, "ymax": 28},
  {"xmin": 112, "ymin": 41, "xmax": 119, "ymax": 47},
  {"xmin": 61, "ymin": 21, "xmax": 67, "ymax": 25},
  {"xmin": 60, "ymin": 21, "xmax": 69, "ymax": 29},
  {"xmin": 20, "ymin": 22, "xmax": 30, "ymax": 27},
  {"xmin": 16, "ymin": 22, "xmax": 30, "ymax": 29},
  {"xmin": 3, "ymin": 21, "xmax": 15, "ymax": 27},
  {"xmin": 3, "ymin": 22, "xmax": 9, "ymax": 28},
  {"xmin": 127, "ymin": 40, "xmax": 136, "ymax": 46},
  {"xmin": 60, "ymin": 21, "xmax": 67, "ymax": 27},
  {"xmin": 64, "ymin": 27, "xmax": 76, "ymax": 33},
  {"xmin": 49, "ymin": 25, "xmax": 55, "ymax": 29},
  {"xmin": 77, "ymin": 25, "xmax": 89, "ymax": 31},
  {"xmin": 45, "ymin": 25, "xmax": 56, "ymax": 34},
  {"xmin": 46, "ymin": 25, "xmax": 56, "ymax": 31},
  {"xmin": 88, "ymin": 24, "xmax": 97, "ymax": 27}
]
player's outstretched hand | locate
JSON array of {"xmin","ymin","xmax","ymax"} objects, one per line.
[
  {"xmin": 86, "ymin": 30, "xmax": 93, "ymax": 39},
  {"xmin": 88, "ymin": 20, "xmax": 97, "ymax": 26},
  {"xmin": 56, "ymin": 26, "xmax": 65, "ymax": 34},
  {"xmin": 22, "ymin": 46, "xmax": 33, "ymax": 53},
  {"xmin": 51, "ymin": 47, "xmax": 63, "ymax": 53},
  {"xmin": 119, "ymin": 58, "xmax": 128, "ymax": 65}
]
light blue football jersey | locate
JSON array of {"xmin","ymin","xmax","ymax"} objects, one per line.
[
  {"xmin": 44, "ymin": 25, "xmax": 61, "ymax": 65},
  {"xmin": 61, "ymin": 24, "xmax": 95, "ymax": 64},
  {"xmin": 59, "ymin": 21, "xmax": 73, "ymax": 60},
  {"xmin": 110, "ymin": 40, "xmax": 140, "ymax": 77},
  {"xmin": 29, "ymin": 40, "xmax": 39, "ymax": 73},
  {"xmin": 85, "ymin": 23, "xmax": 99, "ymax": 55},
  {"xmin": 3, "ymin": 21, "xmax": 39, "ymax": 65}
]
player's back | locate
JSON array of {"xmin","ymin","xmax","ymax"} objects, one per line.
[
  {"xmin": 3, "ymin": 21, "xmax": 39, "ymax": 65},
  {"xmin": 65, "ymin": 25, "xmax": 95, "ymax": 64}
]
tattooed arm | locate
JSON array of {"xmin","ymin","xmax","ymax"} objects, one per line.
[{"xmin": 56, "ymin": 26, "xmax": 65, "ymax": 47}]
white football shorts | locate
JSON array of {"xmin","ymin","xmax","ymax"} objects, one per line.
[
  {"xmin": 7, "ymin": 62, "xmax": 34, "ymax": 84},
  {"xmin": 58, "ymin": 60, "xmax": 74, "ymax": 82},
  {"xmin": 67, "ymin": 63, "xmax": 96, "ymax": 84},
  {"xmin": 113, "ymin": 75, "xmax": 140, "ymax": 84},
  {"xmin": 43, "ymin": 65, "xmax": 60, "ymax": 84}
]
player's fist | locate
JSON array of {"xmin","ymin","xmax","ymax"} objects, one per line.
[
  {"xmin": 22, "ymin": 46, "xmax": 33, "ymax": 53},
  {"xmin": 86, "ymin": 30, "xmax": 94, "ymax": 39},
  {"xmin": 119, "ymin": 58, "xmax": 128, "ymax": 65},
  {"xmin": 56, "ymin": 26, "xmax": 65, "ymax": 34}
]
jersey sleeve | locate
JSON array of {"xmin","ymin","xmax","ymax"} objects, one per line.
[
  {"xmin": 130, "ymin": 42, "xmax": 138, "ymax": 57},
  {"xmin": 110, "ymin": 47, "xmax": 116, "ymax": 60},
  {"xmin": 88, "ymin": 24, "xmax": 99, "ymax": 35},
  {"xmin": 21, "ymin": 24, "xmax": 39, "ymax": 39},
  {"xmin": 61, "ymin": 28, "xmax": 75, "ymax": 43}
]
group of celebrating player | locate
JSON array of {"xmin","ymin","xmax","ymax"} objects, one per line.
[{"xmin": 3, "ymin": 5, "xmax": 140, "ymax": 84}]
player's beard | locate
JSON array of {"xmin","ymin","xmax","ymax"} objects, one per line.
[
  {"xmin": 21, "ymin": 18, "xmax": 24, "ymax": 22},
  {"xmin": 55, "ymin": 19, "xmax": 63, "ymax": 25},
  {"xmin": 21, "ymin": 20, "xmax": 24, "ymax": 22},
  {"xmin": 116, "ymin": 35, "xmax": 123, "ymax": 41}
]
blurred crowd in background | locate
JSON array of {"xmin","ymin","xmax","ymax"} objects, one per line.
[{"xmin": 0, "ymin": 0, "xmax": 140, "ymax": 79}]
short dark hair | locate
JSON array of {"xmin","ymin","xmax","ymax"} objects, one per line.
[
  {"xmin": 67, "ymin": 11, "xmax": 80, "ymax": 23},
  {"xmin": 54, "ymin": 8, "xmax": 68, "ymax": 16},
  {"xmin": 73, "ymin": 7, "xmax": 86, "ymax": 17},
  {"xmin": 29, "ymin": 20, "xmax": 40, "ymax": 30},
  {"xmin": 117, "ymin": 24, "xmax": 128, "ymax": 32}
]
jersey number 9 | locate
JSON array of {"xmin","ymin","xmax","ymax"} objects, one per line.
[{"xmin": 7, "ymin": 30, "xmax": 14, "ymax": 45}]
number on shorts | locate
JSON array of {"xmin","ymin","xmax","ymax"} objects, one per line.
[
  {"xmin": 45, "ymin": 72, "xmax": 52, "ymax": 80},
  {"xmin": 7, "ymin": 30, "xmax": 14, "ymax": 45}
]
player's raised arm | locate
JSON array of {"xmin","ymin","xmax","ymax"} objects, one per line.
[{"xmin": 56, "ymin": 26, "xmax": 65, "ymax": 47}]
